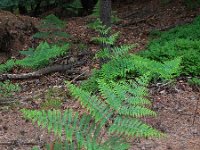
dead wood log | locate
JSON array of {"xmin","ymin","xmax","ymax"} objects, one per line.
[{"xmin": 0, "ymin": 62, "xmax": 84, "ymax": 81}]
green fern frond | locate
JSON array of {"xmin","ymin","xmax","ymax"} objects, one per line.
[
  {"xmin": 65, "ymin": 0, "xmax": 83, "ymax": 15},
  {"xmin": 91, "ymin": 0, "xmax": 100, "ymax": 17},
  {"xmin": 99, "ymin": 55, "xmax": 181, "ymax": 80},
  {"xmin": 95, "ymin": 48, "xmax": 110, "ymax": 59},
  {"xmin": 96, "ymin": 44, "xmax": 135, "ymax": 59},
  {"xmin": 17, "ymin": 42, "xmax": 69, "ymax": 69},
  {"xmin": 99, "ymin": 57, "xmax": 136, "ymax": 79},
  {"xmin": 33, "ymin": 14, "xmax": 69, "ymax": 43},
  {"xmin": 52, "ymin": 31, "xmax": 70, "ymax": 38},
  {"xmin": 118, "ymin": 106, "xmax": 156, "ymax": 117},
  {"xmin": 20, "ymin": 48, "xmax": 35, "ymax": 57},
  {"xmin": 109, "ymin": 116, "xmax": 162, "ymax": 138},
  {"xmin": 97, "ymin": 79, "xmax": 155, "ymax": 117},
  {"xmin": 81, "ymin": 55, "xmax": 180, "ymax": 92},
  {"xmin": 109, "ymin": 80, "xmax": 151, "ymax": 105},
  {"xmin": 67, "ymin": 0, "xmax": 83, "ymax": 9},
  {"xmin": 92, "ymin": 32, "xmax": 120, "ymax": 45},
  {"xmin": 88, "ymin": 19, "xmax": 111, "ymax": 35},
  {"xmin": 110, "ymin": 44, "xmax": 135, "ymax": 58},
  {"xmin": 22, "ymin": 109, "xmax": 128, "ymax": 150},
  {"xmin": 66, "ymin": 81, "xmax": 112, "ymax": 122},
  {"xmin": 32, "ymin": 32, "xmax": 50, "ymax": 39},
  {"xmin": 0, "ymin": 59, "xmax": 15, "ymax": 73},
  {"xmin": 40, "ymin": 14, "xmax": 66, "ymax": 29},
  {"xmin": 162, "ymin": 57, "xmax": 182, "ymax": 79},
  {"xmin": 87, "ymin": 19, "xmax": 103, "ymax": 30}
]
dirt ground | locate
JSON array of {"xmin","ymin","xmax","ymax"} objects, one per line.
[{"xmin": 0, "ymin": 0, "xmax": 200, "ymax": 150}]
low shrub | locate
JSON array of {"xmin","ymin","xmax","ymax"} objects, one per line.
[{"xmin": 140, "ymin": 16, "xmax": 200, "ymax": 76}]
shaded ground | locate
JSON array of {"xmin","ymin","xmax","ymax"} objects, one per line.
[
  {"xmin": 0, "ymin": 0, "xmax": 200, "ymax": 149},
  {"xmin": 0, "ymin": 10, "xmax": 38, "ymax": 63},
  {"xmin": 1, "ymin": 81, "xmax": 199, "ymax": 150},
  {"xmin": 130, "ymin": 81, "xmax": 200, "ymax": 150}
]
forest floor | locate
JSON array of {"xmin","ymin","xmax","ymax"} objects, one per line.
[{"xmin": 0, "ymin": 0, "xmax": 200, "ymax": 150}]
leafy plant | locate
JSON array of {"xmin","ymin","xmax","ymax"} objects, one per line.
[
  {"xmin": 41, "ymin": 87, "xmax": 65, "ymax": 110},
  {"xmin": 188, "ymin": 77, "xmax": 200, "ymax": 87},
  {"xmin": 183, "ymin": 0, "xmax": 200, "ymax": 9},
  {"xmin": 0, "ymin": 0, "xmax": 18, "ymax": 11},
  {"xmin": 33, "ymin": 14, "xmax": 70, "ymax": 44},
  {"xmin": 140, "ymin": 16, "xmax": 200, "ymax": 76},
  {"xmin": 83, "ymin": 19, "xmax": 181, "ymax": 92},
  {"xmin": 0, "ymin": 42, "xmax": 69, "ymax": 73},
  {"xmin": 82, "ymin": 55, "xmax": 181, "ymax": 92},
  {"xmin": 76, "ymin": 43, "xmax": 88, "ymax": 51},
  {"xmin": 22, "ymin": 108, "xmax": 130, "ymax": 150},
  {"xmin": 20, "ymin": 18, "xmax": 182, "ymax": 150},
  {"xmin": 64, "ymin": 0, "xmax": 83, "ymax": 15},
  {"xmin": 0, "ymin": 59, "xmax": 16, "ymax": 73},
  {"xmin": 41, "ymin": 99, "xmax": 62, "ymax": 110},
  {"xmin": 21, "ymin": 75, "xmax": 162, "ymax": 150},
  {"xmin": 18, "ymin": 42, "xmax": 69, "ymax": 69},
  {"xmin": 0, "ymin": 15, "xmax": 70, "ymax": 74},
  {"xmin": 0, "ymin": 80, "xmax": 20, "ymax": 98}
]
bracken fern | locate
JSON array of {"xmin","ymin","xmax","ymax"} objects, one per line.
[{"xmin": 0, "ymin": 42, "xmax": 70, "ymax": 73}]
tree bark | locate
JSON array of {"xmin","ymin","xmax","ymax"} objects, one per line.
[
  {"xmin": 100, "ymin": 0, "xmax": 112, "ymax": 27},
  {"xmin": 99, "ymin": 0, "xmax": 112, "ymax": 66}
]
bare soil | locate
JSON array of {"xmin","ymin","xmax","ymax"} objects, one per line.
[
  {"xmin": 0, "ymin": 10, "xmax": 38, "ymax": 63},
  {"xmin": 0, "ymin": 0, "xmax": 200, "ymax": 150}
]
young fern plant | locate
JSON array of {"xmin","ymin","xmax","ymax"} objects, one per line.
[
  {"xmin": 66, "ymin": 74, "xmax": 162, "ymax": 138},
  {"xmin": 88, "ymin": 19, "xmax": 134, "ymax": 60},
  {"xmin": 0, "ymin": 42, "xmax": 70, "ymax": 73},
  {"xmin": 18, "ymin": 42, "xmax": 70, "ymax": 69},
  {"xmin": 0, "ymin": 15, "xmax": 70, "ymax": 73},
  {"xmin": 20, "ymin": 19, "xmax": 181, "ymax": 150},
  {"xmin": 21, "ymin": 75, "xmax": 162, "ymax": 150},
  {"xmin": 0, "ymin": 80, "xmax": 20, "ymax": 98},
  {"xmin": 83, "ymin": 19, "xmax": 181, "ymax": 92},
  {"xmin": 64, "ymin": 0, "xmax": 83, "ymax": 15},
  {"xmin": 33, "ymin": 14, "xmax": 70, "ymax": 45}
]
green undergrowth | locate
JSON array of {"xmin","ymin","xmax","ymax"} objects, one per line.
[
  {"xmin": 81, "ymin": 55, "xmax": 181, "ymax": 92},
  {"xmin": 22, "ymin": 75, "xmax": 164, "ymax": 150},
  {"xmin": 0, "ymin": 80, "xmax": 20, "ymax": 98},
  {"xmin": 188, "ymin": 77, "xmax": 200, "ymax": 87},
  {"xmin": 21, "ymin": 19, "xmax": 172, "ymax": 150},
  {"xmin": 183, "ymin": 0, "xmax": 200, "ymax": 9},
  {"xmin": 83, "ymin": 19, "xmax": 181, "ymax": 92},
  {"xmin": 0, "ymin": 42, "xmax": 69, "ymax": 73},
  {"xmin": 0, "ymin": 14, "xmax": 70, "ymax": 73},
  {"xmin": 33, "ymin": 14, "xmax": 70, "ymax": 44},
  {"xmin": 40, "ymin": 87, "xmax": 66, "ymax": 110},
  {"xmin": 140, "ymin": 16, "xmax": 200, "ymax": 77}
]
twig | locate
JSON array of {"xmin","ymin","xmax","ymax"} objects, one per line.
[
  {"xmin": 70, "ymin": 70, "xmax": 87, "ymax": 83},
  {"xmin": 0, "ymin": 61, "xmax": 84, "ymax": 81}
]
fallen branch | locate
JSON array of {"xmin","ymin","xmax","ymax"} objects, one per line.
[{"xmin": 0, "ymin": 62, "xmax": 84, "ymax": 81}]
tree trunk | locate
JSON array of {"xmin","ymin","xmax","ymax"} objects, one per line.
[
  {"xmin": 100, "ymin": 0, "xmax": 112, "ymax": 27},
  {"xmin": 99, "ymin": 0, "xmax": 112, "ymax": 66}
]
